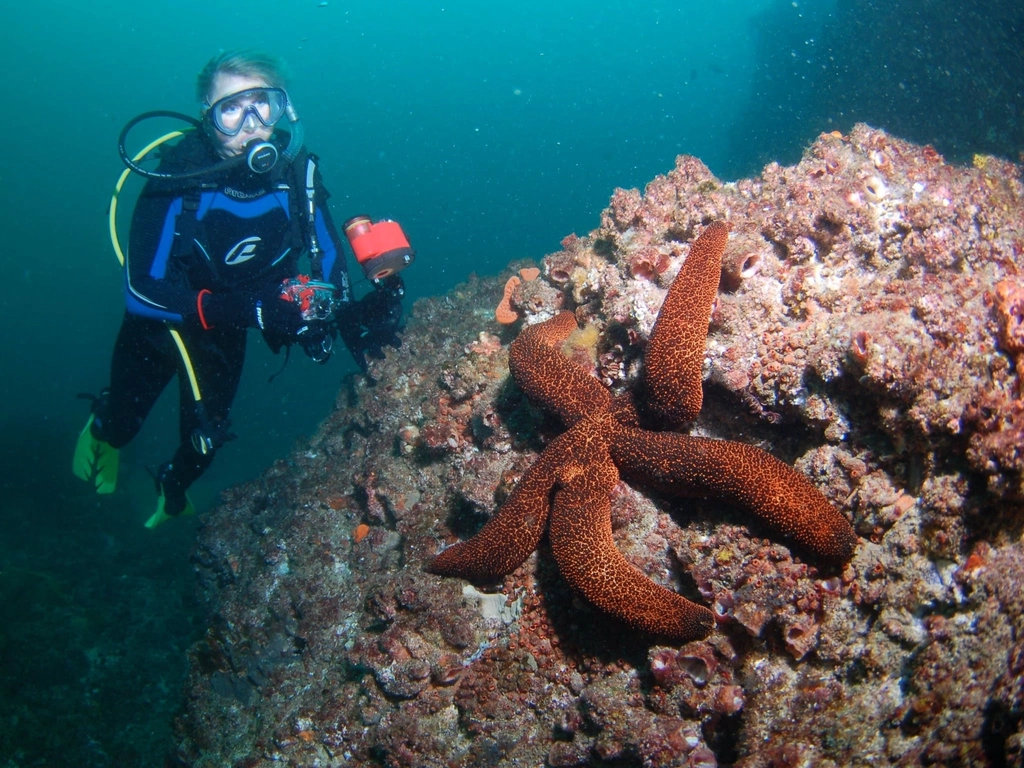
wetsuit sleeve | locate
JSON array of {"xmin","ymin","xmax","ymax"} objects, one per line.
[{"xmin": 123, "ymin": 179, "xmax": 203, "ymax": 324}]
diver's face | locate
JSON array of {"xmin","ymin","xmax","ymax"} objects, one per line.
[{"xmin": 205, "ymin": 73, "xmax": 274, "ymax": 158}]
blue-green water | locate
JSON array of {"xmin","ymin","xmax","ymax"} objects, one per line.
[
  {"xmin": 1, "ymin": 0, "xmax": 808, "ymax": 516},
  {"xmin": 0, "ymin": 0, "xmax": 1020, "ymax": 764}
]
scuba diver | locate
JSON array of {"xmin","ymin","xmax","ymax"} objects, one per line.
[{"xmin": 72, "ymin": 50, "xmax": 413, "ymax": 527}]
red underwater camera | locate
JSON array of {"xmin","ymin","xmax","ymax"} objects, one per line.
[{"xmin": 343, "ymin": 215, "xmax": 416, "ymax": 281}]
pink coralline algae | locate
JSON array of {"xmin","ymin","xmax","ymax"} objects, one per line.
[{"xmin": 174, "ymin": 125, "xmax": 1024, "ymax": 767}]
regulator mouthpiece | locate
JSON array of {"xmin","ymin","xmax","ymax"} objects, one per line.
[{"xmin": 245, "ymin": 140, "xmax": 279, "ymax": 173}]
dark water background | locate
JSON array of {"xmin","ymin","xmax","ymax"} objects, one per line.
[{"xmin": 1, "ymin": 0, "xmax": 1020, "ymax": 764}]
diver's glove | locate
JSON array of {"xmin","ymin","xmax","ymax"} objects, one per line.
[
  {"xmin": 198, "ymin": 289, "xmax": 252, "ymax": 329},
  {"xmin": 198, "ymin": 284, "xmax": 304, "ymax": 335},
  {"xmin": 256, "ymin": 287, "xmax": 310, "ymax": 353},
  {"xmin": 337, "ymin": 276, "xmax": 404, "ymax": 372}
]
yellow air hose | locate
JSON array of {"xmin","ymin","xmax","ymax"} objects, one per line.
[{"xmin": 108, "ymin": 130, "xmax": 203, "ymax": 404}]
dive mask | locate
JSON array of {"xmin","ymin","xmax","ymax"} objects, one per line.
[{"xmin": 206, "ymin": 87, "xmax": 289, "ymax": 136}]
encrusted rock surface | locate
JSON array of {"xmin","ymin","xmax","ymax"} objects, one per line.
[{"xmin": 173, "ymin": 125, "xmax": 1024, "ymax": 767}]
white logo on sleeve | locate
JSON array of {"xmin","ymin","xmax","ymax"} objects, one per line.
[{"xmin": 224, "ymin": 236, "xmax": 262, "ymax": 265}]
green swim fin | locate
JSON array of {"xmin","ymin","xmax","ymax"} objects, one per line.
[
  {"xmin": 72, "ymin": 414, "xmax": 120, "ymax": 494},
  {"xmin": 145, "ymin": 492, "xmax": 196, "ymax": 529}
]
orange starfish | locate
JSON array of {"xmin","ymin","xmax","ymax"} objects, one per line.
[{"xmin": 431, "ymin": 223, "xmax": 856, "ymax": 641}]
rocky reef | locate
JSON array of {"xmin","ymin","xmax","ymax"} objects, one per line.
[{"xmin": 172, "ymin": 125, "xmax": 1024, "ymax": 767}]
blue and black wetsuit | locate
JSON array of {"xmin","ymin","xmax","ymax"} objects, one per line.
[{"xmin": 96, "ymin": 130, "xmax": 357, "ymax": 506}]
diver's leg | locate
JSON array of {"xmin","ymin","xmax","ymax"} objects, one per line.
[
  {"xmin": 74, "ymin": 313, "xmax": 176, "ymax": 492},
  {"xmin": 97, "ymin": 313, "xmax": 178, "ymax": 447},
  {"xmin": 153, "ymin": 327, "xmax": 247, "ymax": 517}
]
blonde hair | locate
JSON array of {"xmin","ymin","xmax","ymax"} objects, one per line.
[{"xmin": 196, "ymin": 49, "xmax": 289, "ymax": 105}]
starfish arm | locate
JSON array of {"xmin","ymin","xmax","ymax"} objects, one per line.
[
  {"xmin": 549, "ymin": 424, "xmax": 716, "ymax": 641},
  {"xmin": 428, "ymin": 458, "xmax": 554, "ymax": 582},
  {"xmin": 428, "ymin": 425, "xmax": 587, "ymax": 582},
  {"xmin": 643, "ymin": 222, "xmax": 730, "ymax": 429},
  {"xmin": 509, "ymin": 311, "xmax": 612, "ymax": 426},
  {"xmin": 610, "ymin": 425, "xmax": 858, "ymax": 562}
]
